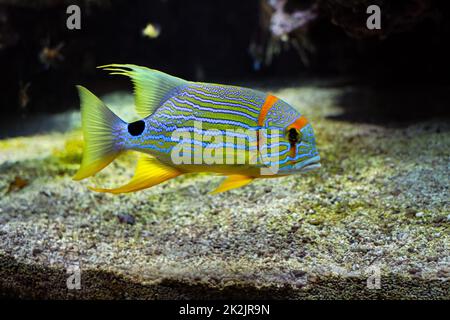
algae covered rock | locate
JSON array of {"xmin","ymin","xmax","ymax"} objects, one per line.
[{"xmin": 0, "ymin": 82, "xmax": 449, "ymax": 299}]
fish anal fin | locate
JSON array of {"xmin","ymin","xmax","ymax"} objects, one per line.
[
  {"xmin": 211, "ymin": 175, "xmax": 254, "ymax": 194},
  {"xmin": 89, "ymin": 155, "xmax": 180, "ymax": 194}
]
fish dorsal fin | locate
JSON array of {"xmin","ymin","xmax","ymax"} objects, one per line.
[
  {"xmin": 211, "ymin": 175, "xmax": 254, "ymax": 194},
  {"xmin": 99, "ymin": 64, "xmax": 188, "ymax": 118},
  {"xmin": 89, "ymin": 155, "xmax": 181, "ymax": 194}
]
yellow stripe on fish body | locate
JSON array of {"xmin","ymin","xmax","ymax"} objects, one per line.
[{"xmin": 74, "ymin": 64, "xmax": 321, "ymax": 194}]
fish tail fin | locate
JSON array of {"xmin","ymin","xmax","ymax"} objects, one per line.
[{"xmin": 73, "ymin": 85, "xmax": 126, "ymax": 181}]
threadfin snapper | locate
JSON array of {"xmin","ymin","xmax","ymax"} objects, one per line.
[{"xmin": 73, "ymin": 64, "xmax": 320, "ymax": 194}]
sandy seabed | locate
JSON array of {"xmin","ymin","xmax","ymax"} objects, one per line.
[{"xmin": 0, "ymin": 82, "xmax": 448, "ymax": 299}]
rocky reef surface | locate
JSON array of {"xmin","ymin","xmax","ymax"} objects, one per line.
[{"xmin": 0, "ymin": 82, "xmax": 448, "ymax": 299}]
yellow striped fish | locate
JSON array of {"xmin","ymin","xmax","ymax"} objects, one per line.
[{"xmin": 74, "ymin": 64, "xmax": 320, "ymax": 194}]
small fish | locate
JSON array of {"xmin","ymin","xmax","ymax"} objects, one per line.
[
  {"xmin": 39, "ymin": 42, "xmax": 64, "ymax": 68},
  {"xmin": 74, "ymin": 64, "xmax": 320, "ymax": 194},
  {"xmin": 142, "ymin": 23, "xmax": 161, "ymax": 39},
  {"xmin": 18, "ymin": 81, "xmax": 31, "ymax": 109}
]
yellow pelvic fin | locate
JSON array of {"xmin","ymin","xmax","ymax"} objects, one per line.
[
  {"xmin": 89, "ymin": 155, "xmax": 181, "ymax": 194},
  {"xmin": 211, "ymin": 175, "xmax": 254, "ymax": 194}
]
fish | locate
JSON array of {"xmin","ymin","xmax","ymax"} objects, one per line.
[
  {"xmin": 74, "ymin": 64, "xmax": 320, "ymax": 194},
  {"xmin": 142, "ymin": 23, "xmax": 161, "ymax": 39},
  {"xmin": 18, "ymin": 81, "xmax": 31, "ymax": 109},
  {"xmin": 39, "ymin": 42, "xmax": 64, "ymax": 69}
]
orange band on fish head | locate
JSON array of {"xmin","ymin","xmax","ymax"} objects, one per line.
[
  {"xmin": 258, "ymin": 94, "xmax": 278, "ymax": 127},
  {"xmin": 288, "ymin": 115, "xmax": 309, "ymax": 131},
  {"xmin": 257, "ymin": 94, "xmax": 278, "ymax": 154}
]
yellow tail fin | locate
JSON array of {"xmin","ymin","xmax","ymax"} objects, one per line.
[{"xmin": 73, "ymin": 86, "xmax": 126, "ymax": 181}]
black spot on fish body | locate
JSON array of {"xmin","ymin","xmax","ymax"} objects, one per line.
[{"xmin": 128, "ymin": 120, "xmax": 145, "ymax": 136}]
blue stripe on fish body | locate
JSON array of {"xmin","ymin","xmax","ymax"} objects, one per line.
[{"xmin": 122, "ymin": 80, "xmax": 318, "ymax": 175}]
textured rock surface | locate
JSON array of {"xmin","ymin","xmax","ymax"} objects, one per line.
[{"xmin": 0, "ymin": 82, "xmax": 449, "ymax": 299}]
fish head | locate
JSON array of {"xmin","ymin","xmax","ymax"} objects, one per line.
[{"xmin": 260, "ymin": 99, "xmax": 320, "ymax": 176}]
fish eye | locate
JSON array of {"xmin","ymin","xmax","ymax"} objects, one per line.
[
  {"xmin": 287, "ymin": 127, "xmax": 302, "ymax": 144},
  {"xmin": 128, "ymin": 120, "xmax": 145, "ymax": 136}
]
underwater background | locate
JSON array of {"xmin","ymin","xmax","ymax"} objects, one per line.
[{"xmin": 0, "ymin": 0, "xmax": 449, "ymax": 299}]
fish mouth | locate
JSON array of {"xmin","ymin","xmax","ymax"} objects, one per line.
[{"xmin": 296, "ymin": 155, "xmax": 321, "ymax": 172}]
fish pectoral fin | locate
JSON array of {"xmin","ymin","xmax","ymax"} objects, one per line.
[
  {"xmin": 89, "ymin": 155, "xmax": 181, "ymax": 194},
  {"xmin": 211, "ymin": 175, "xmax": 254, "ymax": 194}
]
